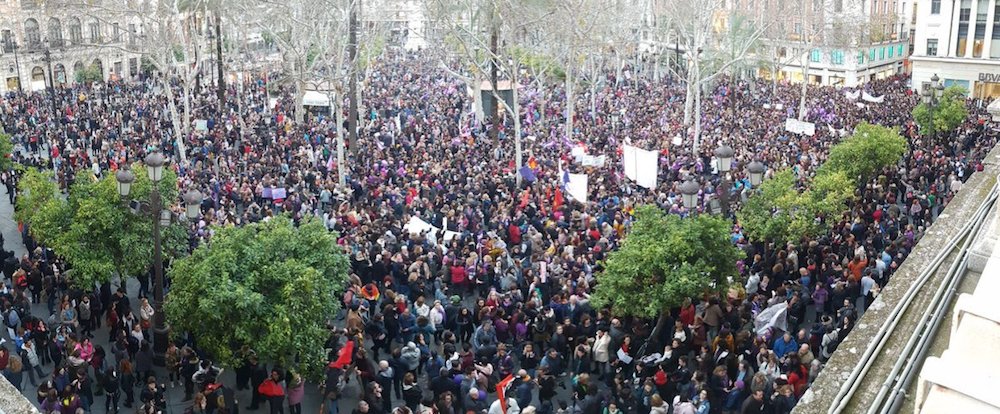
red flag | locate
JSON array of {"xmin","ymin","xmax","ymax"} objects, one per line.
[
  {"xmin": 554, "ymin": 187, "xmax": 564, "ymax": 210},
  {"xmin": 328, "ymin": 339, "xmax": 354, "ymax": 369},
  {"xmin": 495, "ymin": 374, "xmax": 515, "ymax": 413}
]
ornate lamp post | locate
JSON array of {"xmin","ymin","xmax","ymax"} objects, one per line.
[
  {"xmin": 116, "ymin": 152, "xmax": 203, "ymax": 364},
  {"xmin": 714, "ymin": 144, "xmax": 735, "ymax": 216}
]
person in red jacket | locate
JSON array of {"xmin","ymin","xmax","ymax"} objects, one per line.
[{"xmin": 257, "ymin": 369, "xmax": 285, "ymax": 414}]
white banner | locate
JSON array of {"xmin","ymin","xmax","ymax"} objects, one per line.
[
  {"xmin": 784, "ymin": 118, "xmax": 816, "ymax": 136},
  {"xmin": 566, "ymin": 173, "xmax": 588, "ymax": 203},
  {"xmin": 403, "ymin": 216, "xmax": 439, "ymax": 236},
  {"xmin": 582, "ymin": 155, "xmax": 606, "ymax": 167},
  {"xmin": 623, "ymin": 145, "xmax": 658, "ymax": 189},
  {"xmin": 571, "ymin": 146, "xmax": 586, "ymax": 163},
  {"xmin": 845, "ymin": 90, "xmax": 861, "ymax": 101},
  {"xmin": 754, "ymin": 302, "xmax": 788, "ymax": 336},
  {"xmin": 862, "ymin": 91, "xmax": 885, "ymax": 103}
]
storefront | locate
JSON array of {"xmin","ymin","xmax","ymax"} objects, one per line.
[{"xmin": 912, "ymin": 56, "xmax": 1000, "ymax": 100}]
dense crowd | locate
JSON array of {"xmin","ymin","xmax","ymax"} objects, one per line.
[{"xmin": 0, "ymin": 51, "xmax": 997, "ymax": 414}]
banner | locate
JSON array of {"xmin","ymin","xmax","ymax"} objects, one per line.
[
  {"xmin": 581, "ymin": 155, "xmax": 606, "ymax": 167},
  {"xmin": 754, "ymin": 302, "xmax": 788, "ymax": 336},
  {"xmin": 566, "ymin": 173, "xmax": 588, "ymax": 203},
  {"xmin": 623, "ymin": 145, "xmax": 658, "ymax": 189},
  {"xmin": 571, "ymin": 146, "xmax": 586, "ymax": 162},
  {"xmin": 271, "ymin": 187, "xmax": 287, "ymax": 200},
  {"xmin": 862, "ymin": 91, "xmax": 885, "ymax": 103},
  {"xmin": 404, "ymin": 216, "xmax": 439, "ymax": 236},
  {"xmin": 784, "ymin": 118, "xmax": 816, "ymax": 136},
  {"xmin": 845, "ymin": 90, "xmax": 861, "ymax": 101}
]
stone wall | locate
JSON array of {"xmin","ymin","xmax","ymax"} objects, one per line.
[
  {"xmin": 0, "ymin": 374, "xmax": 39, "ymax": 414},
  {"xmin": 793, "ymin": 143, "xmax": 1000, "ymax": 414}
]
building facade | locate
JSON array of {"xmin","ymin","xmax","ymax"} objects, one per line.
[
  {"xmin": 0, "ymin": 0, "xmax": 141, "ymax": 93},
  {"xmin": 736, "ymin": 0, "xmax": 909, "ymax": 87},
  {"xmin": 911, "ymin": 0, "xmax": 1000, "ymax": 99}
]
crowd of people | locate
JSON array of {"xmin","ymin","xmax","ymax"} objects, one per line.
[{"xmin": 0, "ymin": 50, "xmax": 997, "ymax": 414}]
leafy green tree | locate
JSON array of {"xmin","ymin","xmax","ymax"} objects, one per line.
[
  {"xmin": 912, "ymin": 85, "xmax": 969, "ymax": 138},
  {"xmin": 737, "ymin": 169, "xmax": 854, "ymax": 245},
  {"xmin": 591, "ymin": 205, "xmax": 741, "ymax": 346},
  {"xmin": 74, "ymin": 64, "xmax": 104, "ymax": 84},
  {"xmin": 14, "ymin": 168, "xmax": 59, "ymax": 227},
  {"xmin": 165, "ymin": 216, "xmax": 349, "ymax": 379},
  {"xmin": 0, "ymin": 133, "xmax": 13, "ymax": 171},
  {"xmin": 19, "ymin": 165, "xmax": 186, "ymax": 288},
  {"xmin": 818, "ymin": 122, "xmax": 907, "ymax": 187}
]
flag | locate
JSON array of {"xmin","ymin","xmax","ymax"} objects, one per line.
[
  {"xmin": 496, "ymin": 374, "xmax": 515, "ymax": 413},
  {"xmin": 328, "ymin": 339, "xmax": 354, "ymax": 369},
  {"xmin": 518, "ymin": 166, "xmax": 536, "ymax": 183},
  {"xmin": 554, "ymin": 186, "xmax": 564, "ymax": 210}
]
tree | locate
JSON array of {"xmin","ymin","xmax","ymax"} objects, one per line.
[
  {"xmin": 74, "ymin": 64, "xmax": 104, "ymax": 84},
  {"xmin": 14, "ymin": 168, "xmax": 59, "ymax": 228},
  {"xmin": 18, "ymin": 166, "xmax": 186, "ymax": 288},
  {"xmin": 912, "ymin": 85, "xmax": 969, "ymax": 138},
  {"xmin": 0, "ymin": 133, "xmax": 13, "ymax": 171},
  {"xmin": 165, "ymin": 216, "xmax": 349, "ymax": 379},
  {"xmin": 591, "ymin": 205, "xmax": 741, "ymax": 348},
  {"xmin": 818, "ymin": 122, "xmax": 907, "ymax": 187},
  {"xmin": 737, "ymin": 169, "xmax": 854, "ymax": 246}
]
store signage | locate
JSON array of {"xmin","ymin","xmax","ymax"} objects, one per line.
[{"xmin": 980, "ymin": 73, "xmax": 1000, "ymax": 83}]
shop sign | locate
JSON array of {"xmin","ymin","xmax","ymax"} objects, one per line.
[{"xmin": 980, "ymin": 73, "xmax": 1000, "ymax": 83}]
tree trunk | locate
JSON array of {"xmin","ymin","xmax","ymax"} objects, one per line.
[
  {"xmin": 347, "ymin": 0, "xmax": 359, "ymax": 154},
  {"xmin": 335, "ymin": 91, "xmax": 347, "ymax": 188},
  {"xmin": 215, "ymin": 14, "xmax": 225, "ymax": 112},
  {"xmin": 798, "ymin": 55, "xmax": 811, "ymax": 121},
  {"xmin": 565, "ymin": 68, "xmax": 574, "ymax": 143},
  {"xmin": 295, "ymin": 78, "xmax": 306, "ymax": 124},
  {"xmin": 640, "ymin": 310, "xmax": 672, "ymax": 356},
  {"xmin": 162, "ymin": 77, "xmax": 187, "ymax": 164}
]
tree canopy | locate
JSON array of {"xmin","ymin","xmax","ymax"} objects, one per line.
[
  {"xmin": 912, "ymin": 85, "xmax": 969, "ymax": 138},
  {"xmin": 164, "ymin": 215, "xmax": 349, "ymax": 379},
  {"xmin": 0, "ymin": 133, "xmax": 13, "ymax": 171},
  {"xmin": 818, "ymin": 122, "xmax": 907, "ymax": 187},
  {"xmin": 16, "ymin": 165, "xmax": 186, "ymax": 288},
  {"xmin": 737, "ymin": 169, "xmax": 855, "ymax": 246},
  {"xmin": 591, "ymin": 205, "xmax": 741, "ymax": 319}
]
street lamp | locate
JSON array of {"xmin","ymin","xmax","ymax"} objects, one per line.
[
  {"xmin": 714, "ymin": 144, "xmax": 735, "ymax": 216},
  {"xmin": 680, "ymin": 179, "xmax": 700, "ymax": 212},
  {"xmin": 8, "ymin": 40, "xmax": 22, "ymax": 92},
  {"xmin": 922, "ymin": 74, "xmax": 945, "ymax": 139},
  {"xmin": 115, "ymin": 169, "xmax": 134, "ymax": 197},
  {"xmin": 116, "ymin": 152, "xmax": 201, "ymax": 365},
  {"xmin": 747, "ymin": 161, "xmax": 766, "ymax": 187},
  {"xmin": 42, "ymin": 38, "xmax": 57, "ymax": 113},
  {"xmin": 183, "ymin": 190, "xmax": 204, "ymax": 220}
]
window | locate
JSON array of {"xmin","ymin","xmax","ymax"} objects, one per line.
[
  {"xmin": 1, "ymin": 30, "xmax": 13, "ymax": 53},
  {"xmin": 879, "ymin": 47, "xmax": 885, "ymax": 60},
  {"xmin": 858, "ymin": 50, "xmax": 865, "ymax": 64},
  {"xmin": 831, "ymin": 50, "xmax": 844, "ymax": 65},
  {"xmin": 898, "ymin": 44, "xmax": 905, "ymax": 57},
  {"xmin": 870, "ymin": 48, "xmax": 876, "ymax": 61},
  {"xmin": 888, "ymin": 45, "xmax": 894, "ymax": 58},
  {"xmin": 973, "ymin": 0, "xmax": 988, "ymax": 57},
  {"xmin": 956, "ymin": 0, "xmax": 971, "ymax": 56},
  {"xmin": 48, "ymin": 18, "xmax": 62, "ymax": 47},
  {"xmin": 810, "ymin": 49, "xmax": 821, "ymax": 62},
  {"xmin": 128, "ymin": 23, "xmax": 136, "ymax": 46},
  {"xmin": 993, "ymin": 3, "xmax": 1000, "ymax": 58},
  {"xmin": 931, "ymin": 0, "xmax": 941, "ymax": 14},
  {"xmin": 113, "ymin": 23, "xmax": 121, "ymax": 42},
  {"xmin": 24, "ymin": 19, "xmax": 40, "ymax": 48},
  {"xmin": 89, "ymin": 21, "xmax": 100, "ymax": 43},
  {"xmin": 69, "ymin": 18, "xmax": 82, "ymax": 44},
  {"xmin": 835, "ymin": 0, "xmax": 843, "ymax": 11},
  {"xmin": 926, "ymin": 38, "xmax": 938, "ymax": 56}
]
